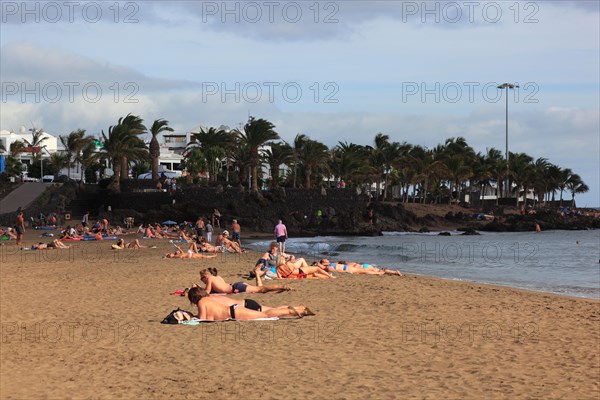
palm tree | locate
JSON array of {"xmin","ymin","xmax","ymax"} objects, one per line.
[
  {"xmin": 47, "ymin": 152, "xmax": 68, "ymax": 180},
  {"xmin": 75, "ymin": 140, "xmax": 98, "ymax": 183},
  {"xmin": 531, "ymin": 158, "xmax": 550, "ymax": 206},
  {"xmin": 117, "ymin": 114, "xmax": 147, "ymax": 181},
  {"xmin": 148, "ymin": 119, "xmax": 174, "ymax": 181},
  {"xmin": 291, "ymin": 134, "xmax": 308, "ymax": 188},
  {"xmin": 23, "ymin": 128, "xmax": 49, "ymax": 150},
  {"xmin": 566, "ymin": 173, "xmax": 589, "ymax": 208},
  {"xmin": 330, "ymin": 141, "xmax": 366, "ymax": 185},
  {"xmin": 94, "ymin": 114, "xmax": 148, "ymax": 190},
  {"xmin": 509, "ymin": 152, "xmax": 534, "ymax": 206},
  {"xmin": 181, "ymin": 147, "xmax": 207, "ymax": 182},
  {"xmin": 557, "ymin": 168, "xmax": 573, "ymax": 207},
  {"xmin": 187, "ymin": 126, "xmax": 232, "ymax": 183},
  {"xmin": 59, "ymin": 129, "xmax": 94, "ymax": 179},
  {"xmin": 9, "ymin": 140, "xmax": 27, "ymax": 157},
  {"xmin": 297, "ymin": 138, "xmax": 330, "ymax": 189},
  {"xmin": 264, "ymin": 141, "xmax": 293, "ymax": 188},
  {"xmin": 234, "ymin": 117, "xmax": 279, "ymax": 192}
]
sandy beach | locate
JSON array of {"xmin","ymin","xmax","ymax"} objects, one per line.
[{"xmin": 1, "ymin": 232, "xmax": 598, "ymax": 400}]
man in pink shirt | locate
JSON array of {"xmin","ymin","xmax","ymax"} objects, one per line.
[{"xmin": 274, "ymin": 219, "xmax": 288, "ymax": 253}]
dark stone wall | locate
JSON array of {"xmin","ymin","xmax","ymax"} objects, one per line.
[{"xmin": 98, "ymin": 187, "xmax": 373, "ymax": 235}]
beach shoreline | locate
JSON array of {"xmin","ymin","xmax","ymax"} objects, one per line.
[{"xmin": 1, "ymin": 233, "xmax": 599, "ymax": 399}]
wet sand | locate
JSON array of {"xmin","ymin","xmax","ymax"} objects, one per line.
[{"xmin": 1, "ymin": 233, "xmax": 598, "ymax": 399}]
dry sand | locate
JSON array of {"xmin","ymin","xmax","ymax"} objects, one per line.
[{"xmin": 1, "ymin": 232, "xmax": 599, "ymax": 399}]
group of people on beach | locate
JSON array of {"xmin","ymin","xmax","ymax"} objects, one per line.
[{"xmin": 166, "ymin": 216, "xmax": 405, "ymax": 323}]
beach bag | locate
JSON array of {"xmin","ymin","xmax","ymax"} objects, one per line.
[{"xmin": 161, "ymin": 308, "xmax": 194, "ymax": 324}]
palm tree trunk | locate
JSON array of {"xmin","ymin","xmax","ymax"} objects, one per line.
[
  {"xmin": 251, "ymin": 165, "xmax": 259, "ymax": 191},
  {"xmin": 120, "ymin": 156, "xmax": 128, "ymax": 182},
  {"xmin": 152, "ymin": 156, "xmax": 159, "ymax": 181},
  {"xmin": 293, "ymin": 163, "xmax": 297, "ymax": 188}
]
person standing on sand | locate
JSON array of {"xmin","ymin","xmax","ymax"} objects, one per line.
[
  {"xmin": 205, "ymin": 220, "xmax": 213, "ymax": 243},
  {"xmin": 274, "ymin": 219, "xmax": 288, "ymax": 253},
  {"xmin": 82, "ymin": 211, "xmax": 89, "ymax": 229},
  {"xmin": 231, "ymin": 219, "xmax": 242, "ymax": 248},
  {"xmin": 15, "ymin": 211, "xmax": 25, "ymax": 247},
  {"xmin": 212, "ymin": 209, "xmax": 221, "ymax": 228},
  {"xmin": 195, "ymin": 217, "xmax": 205, "ymax": 239}
]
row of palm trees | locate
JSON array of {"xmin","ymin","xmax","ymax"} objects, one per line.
[
  {"xmin": 185, "ymin": 120, "xmax": 588, "ymax": 207},
  {"xmin": 2, "ymin": 115, "xmax": 589, "ymax": 207}
]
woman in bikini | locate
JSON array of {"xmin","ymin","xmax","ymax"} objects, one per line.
[
  {"xmin": 112, "ymin": 239, "xmax": 152, "ymax": 250},
  {"xmin": 187, "ymin": 286, "xmax": 314, "ymax": 319},
  {"xmin": 165, "ymin": 243, "xmax": 218, "ymax": 259},
  {"xmin": 318, "ymin": 258, "xmax": 403, "ymax": 276},
  {"xmin": 276, "ymin": 256, "xmax": 335, "ymax": 279}
]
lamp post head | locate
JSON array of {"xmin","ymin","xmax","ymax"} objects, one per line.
[{"xmin": 497, "ymin": 83, "xmax": 519, "ymax": 89}]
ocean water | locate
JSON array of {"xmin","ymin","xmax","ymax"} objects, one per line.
[{"xmin": 246, "ymin": 229, "xmax": 600, "ymax": 300}]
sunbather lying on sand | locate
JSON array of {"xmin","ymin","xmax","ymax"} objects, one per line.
[
  {"xmin": 112, "ymin": 238, "xmax": 154, "ymax": 249},
  {"xmin": 317, "ymin": 259, "xmax": 403, "ymax": 276},
  {"xmin": 199, "ymin": 267, "xmax": 292, "ymax": 294},
  {"xmin": 276, "ymin": 256, "xmax": 335, "ymax": 279},
  {"xmin": 31, "ymin": 239, "xmax": 70, "ymax": 249},
  {"xmin": 187, "ymin": 286, "xmax": 314, "ymax": 319},
  {"xmin": 165, "ymin": 243, "xmax": 218, "ymax": 259}
]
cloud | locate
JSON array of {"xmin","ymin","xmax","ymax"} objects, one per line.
[{"xmin": 1, "ymin": 42, "xmax": 197, "ymax": 92}]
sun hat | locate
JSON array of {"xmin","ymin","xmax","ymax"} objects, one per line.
[{"xmin": 222, "ymin": 230, "xmax": 229, "ymax": 235}]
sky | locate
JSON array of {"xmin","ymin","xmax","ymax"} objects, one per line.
[{"xmin": 1, "ymin": 0, "xmax": 598, "ymax": 206}]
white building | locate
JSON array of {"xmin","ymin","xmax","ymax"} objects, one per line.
[{"xmin": 0, "ymin": 127, "xmax": 58, "ymax": 173}]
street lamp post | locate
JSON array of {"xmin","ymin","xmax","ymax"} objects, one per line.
[
  {"xmin": 40, "ymin": 145, "xmax": 47, "ymax": 182},
  {"xmin": 497, "ymin": 83, "xmax": 519, "ymax": 200}
]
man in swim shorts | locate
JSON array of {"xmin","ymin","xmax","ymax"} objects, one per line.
[
  {"xmin": 274, "ymin": 220, "xmax": 288, "ymax": 253},
  {"xmin": 199, "ymin": 267, "xmax": 292, "ymax": 294}
]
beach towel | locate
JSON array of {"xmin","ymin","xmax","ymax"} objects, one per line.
[
  {"xmin": 83, "ymin": 235, "xmax": 118, "ymax": 241},
  {"xmin": 63, "ymin": 237, "xmax": 83, "ymax": 242}
]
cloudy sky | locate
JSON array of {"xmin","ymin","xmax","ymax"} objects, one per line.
[{"xmin": 1, "ymin": 1, "xmax": 598, "ymax": 206}]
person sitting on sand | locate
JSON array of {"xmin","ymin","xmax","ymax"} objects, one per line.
[
  {"xmin": 215, "ymin": 231, "xmax": 244, "ymax": 253},
  {"xmin": 187, "ymin": 286, "xmax": 314, "ymax": 320},
  {"xmin": 165, "ymin": 243, "xmax": 218, "ymax": 259},
  {"xmin": 276, "ymin": 256, "xmax": 335, "ymax": 279},
  {"xmin": 199, "ymin": 267, "xmax": 292, "ymax": 294},
  {"xmin": 2, "ymin": 228, "xmax": 17, "ymax": 240},
  {"xmin": 60, "ymin": 226, "xmax": 75, "ymax": 240},
  {"xmin": 252, "ymin": 242, "xmax": 295, "ymax": 279},
  {"xmin": 197, "ymin": 237, "xmax": 225, "ymax": 253},
  {"xmin": 179, "ymin": 230, "xmax": 193, "ymax": 243},
  {"xmin": 317, "ymin": 259, "xmax": 403, "ymax": 276}
]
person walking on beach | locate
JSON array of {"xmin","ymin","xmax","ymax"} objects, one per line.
[
  {"xmin": 82, "ymin": 211, "xmax": 89, "ymax": 229},
  {"xmin": 231, "ymin": 219, "xmax": 242, "ymax": 248},
  {"xmin": 15, "ymin": 211, "xmax": 25, "ymax": 247},
  {"xmin": 274, "ymin": 219, "xmax": 288, "ymax": 253}
]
